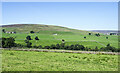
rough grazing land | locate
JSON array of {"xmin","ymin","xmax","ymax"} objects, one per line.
[
  {"xmin": 1, "ymin": 24, "xmax": 118, "ymax": 49},
  {"xmin": 2, "ymin": 50, "xmax": 118, "ymax": 71}
]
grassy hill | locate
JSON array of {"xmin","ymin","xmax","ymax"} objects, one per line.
[
  {"xmin": 1, "ymin": 24, "xmax": 92, "ymax": 35},
  {"xmin": 1, "ymin": 24, "xmax": 118, "ymax": 71},
  {"xmin": 1, "ymin": 24, "xmax": 118, "ymax": 49}
]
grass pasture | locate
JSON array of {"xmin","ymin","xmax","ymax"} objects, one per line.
[
  {"xmin": 1, "ymin": 32, "xmax": 118, "ymax": 49},
  {"xmin": 1, "ymin": 24, "xmax": 119, "ymax": 71},
  {"xmin": 2, "ymin": 50, "xmax": 118, "ymax": 71},
  {"xmin": 1, "ymin": 24, "xmax": 118, "ymax": 49}
]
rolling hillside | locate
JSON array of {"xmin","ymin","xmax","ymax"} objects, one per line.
[
  {"xmin": 1, "ymin": 24, "xmax": 93, "ymax": 35},
  {"xmin": 1, "ymin": 24, "xmax": 118, "ymax": 49}
]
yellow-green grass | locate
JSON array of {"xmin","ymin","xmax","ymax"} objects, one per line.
[{"xmin": 2, "ymin": 50, "xmax": 118, "ymax": 71}]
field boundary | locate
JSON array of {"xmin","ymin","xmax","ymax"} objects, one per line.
[{"xmin": 2, "ymin": 48, "xmax": 119, "ymax": 55}]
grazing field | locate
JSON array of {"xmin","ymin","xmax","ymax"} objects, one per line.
[
  {"xmin": 2, "ymin": 50, "xmax": 118, "ymax": 71},
  {"xmin": 1, "ymin": 32, "xmax": 118, "ymax": 49},
  {"xmin": 1, "ymin": 24, "xmax": 118, "ymax": 49}
]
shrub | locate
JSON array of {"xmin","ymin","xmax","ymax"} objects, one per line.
[
  {"xmin": 26, "ymin": 42, "xmax": 32, "ymax": 48},
  {"xmin": 33, "ymin": 45, "xmax": 39, "ymax": 48},
  {"xmin": 65, "ymin": 45, "xmax": 71, "ymax": 50},
  {"xmin": 69, "ymin": 44, "xmax": 75, "ymax": 50},
  {"xmin": 44, "ymin": 46, "xmax": 50, "ymax": 49},
  {"xmin": 15, "ymin": 43, "xmax": 25, "ymax": 48},
  {"xmin": 74, "ymin": 44, "xmax": 80, "ymax": 50},
  {"xmin": 104, "ymin": 46, "xmax": 116, "ymax": 52},
  {"xmin": 89, "ymin": 33, "xmax": 91, "ymax": 35},
  {"xmin": 79, "ymin": 45, "xmax": 85, "ymax": 50},
  {"xmin": 56, "ymin": 44, "xmax": 60, "ymax": 49},
  {"xmin": 50, "ymin": 44, "xmax": 56, "ymax": 49},
  {"xmin": 38, "ymin": 45, "xmax": 42, "ymax": 49},
  {"xmin": 106, "ymin": 37, "xmax": 108, "ymax": 39},
  {"xmin": 100, "ymin": 44, "xmax": 117, "ymax": 52},
  {"xmin": 2, "ymin": 37, "xmax": 15, "ymax": 48},
  {"xmin": 107, "ymin": 44, "xmax": 110, "ymax": 47},
  {"xmin": 95, "ymin": 33, "xmax": 100, "ymax": 37},
  {"xmin": 26, "ymin": 35, "xmax": 32, "ymax": 40},
  {"xmin": 2, "ymin": 29, "xmax": 5, "ymax": 33},
  {"xmin": 62, "ymin": 39, "xmax": 65, "ymax": 43},
  {"xmin": 94, "ymin": 46, "xmax": 98, "ymax": 51},
  {"xmin": 30, "ymin": 31, "xmax": 34, "ymax": 33},
  {"xmin": 24, "ymin": 40, "xmax": 32, "ymax": 48},
  {"xmin": 35, "ymin": 36, "xmax": 39, "ymax": 40},
  {"xmin": 84, "ymin": 36, "xmax": 86, "ymax": 39},
  {"xmin": 60, "ymin": 43, "xmax": 65, "ymax": 49}
]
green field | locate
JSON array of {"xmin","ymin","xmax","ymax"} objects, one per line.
[
  {"xmin": 1, "ymin": 24, "xmax": 119, "ymax": 71},
  {"xmin": 2, "ymin": 50, "xmax": 118, "ymax": 71},
  {"xmin": 1, "ymin": 24, "xmax": 118, "ymax": 49}
]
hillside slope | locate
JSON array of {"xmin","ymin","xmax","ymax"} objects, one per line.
[
  {"xmin": 1, "ymin": 24, "xmax": 118, "ymax": 49},
  {"xmin": 1, "ymin": 24, "xmax": 92, "ymax": 35}
]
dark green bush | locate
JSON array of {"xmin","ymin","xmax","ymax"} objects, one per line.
[
  {"xmin": 2, "ymin": 37, "xmax": 15, "ymax": 48},
  {"xmin": 26, "ymin": 35, "xmax": 32, "ymax": 40}
]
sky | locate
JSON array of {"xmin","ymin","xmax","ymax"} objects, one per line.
[{"xmin": 2, "ymin": 2, "xmax": 118, "ymax": 30}]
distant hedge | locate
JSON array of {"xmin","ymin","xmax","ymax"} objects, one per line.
[{"xmin": 1, "ymin": 37, "xmax": 119, "ymax": 52}]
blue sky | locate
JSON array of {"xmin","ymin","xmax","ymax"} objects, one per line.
[{"xmin": 2, "ymin": 2, "xmax": 118, "ymax": 30}]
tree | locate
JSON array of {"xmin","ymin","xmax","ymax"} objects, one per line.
[
  {"xmin": 38, "ymin": 45, "xmax": 42, "ymax": 49},
  {"xmin": 110, "ymin": 33, "xmax": 113, "ymax": 35},
  {"xmin": 70, "ymin": 44, "xmax": 75, "ymax": 50},
  {"xmin": 74, "ymin": 44, "xmax": 80, "ymax": 50},
  {"xmin": 95, "ymin": 46, "xmax": 98, "ymax": 51},
  {"xmin": 26, "ymin": 35, "xmax": 32, "ymax": 40},
  {"xmin": 30, "ymin": 31, "xmax": 34, "ymax": 33},
  {"xmin": 2, "ymin": 38, "xmax": 5, "ymax": 47},
  {"xmin": 25, "ymin": 40, "xmax": 32, "ymax": 48},
  {"xmin": 50, "ymin": 44, "xmax": 56, "ymax": 49},
  {"xmin": 2, "ymin": 37, "xmax": 15, "ymax": 48},
  {"xmin": 24, "ymin": 40, "xmax": 29, "ymax": 43},
  {"xmin": 2, "ymin": 29, "xmax": 5, "ymax": 33},
  {"xmin": 33, "ymin": 45, "xmax": 39, "ymax": 48},
  {"xmin": 35, "ymin": 36, "xmax": 39, "ymax": 40},
  {"xmin": 65, "ymin": 45, "xmax": 70, "ymax": 50},
  {"xmin": 95, "ymin": 33, "xmax": 100, "ymax": 37},
  {"xmin": 107, "ymin": 44, "xmax": 110, "ymax": 47},
  {"xmin": 104, "ymin": 46, "xmax": 116, "ymax": 52},
  {"xmin": 89, "ymin": 33, "xmax": 91, "ymax": 35},
  {"xmin": 60, "ymin": 43, "xmax": 65, "ymax": 49},
  {"xmin": 79, "ymin": 45, "xmax": 85, "ymax": 50},
  {"xmin": 56, "ymin": 44, "xmax": 60, "ymax": 49},
  {"xmin": 15, "ymin": 43, "xmax": 24, "ymax": 48},
  {"xmin": 106, "ymin": 37, "xmax": 108, "ymax": 39},
  {"xmin": 84, "ymin": 36, "xmax": 86, "ymax": 39},
  {"xmin": 62, "ymin": 39, "xmax": 65, "ymax": 43},
  {"xmin": 26, "ymin": 42, "xmax": 32, "ymax": 48},
  {"xmin": 98, "ymin": 33, "xmax": 100, "ymax": 36},
  {"xmin": 44, "ymin": 46, "xmax": 50, "ymax": 49},
  {"xmin": 100, "ymin": 44, "xmax": 117, "ymax": 52}
]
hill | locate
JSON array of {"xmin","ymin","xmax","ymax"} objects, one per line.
[
  {"xmin": 1, "ymin": 24, "xmax": 118, "ymax": 49},
  {"xmin": 1, "ymin": 24, "xmax": 92, "ymax": 35}
]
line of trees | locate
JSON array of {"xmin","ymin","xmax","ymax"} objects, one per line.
[{"xmin": 1, "ymin": 37, "xmax": 120, "ymax": 52}]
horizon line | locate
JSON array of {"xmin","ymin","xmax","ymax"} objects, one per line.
[{"xmin": 0, "ymin": 24, "xmax": 118, "ymax": 31}]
